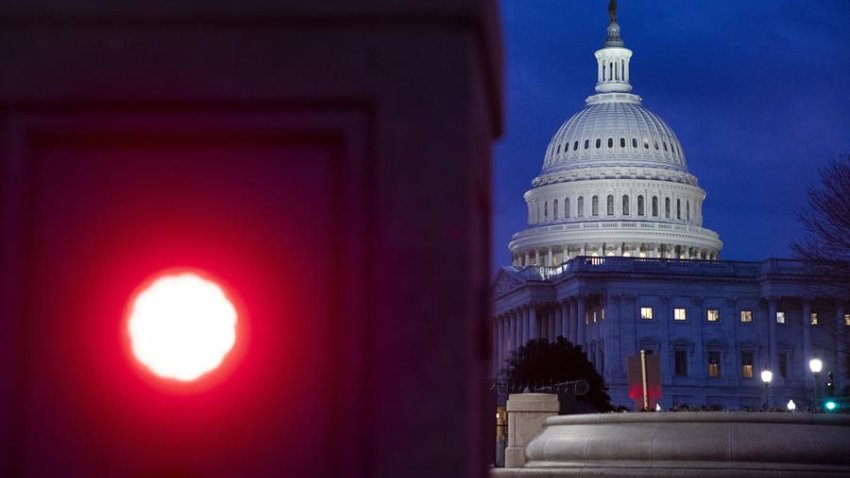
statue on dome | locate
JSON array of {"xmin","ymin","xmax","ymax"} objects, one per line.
[{"xmin": 608, "ymin": 0, "xmax": 617, "ymax": 23}]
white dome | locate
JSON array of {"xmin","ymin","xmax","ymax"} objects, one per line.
[{"xmin": 543, "ymin": 96, "xmax": 687, "ymax": 175}]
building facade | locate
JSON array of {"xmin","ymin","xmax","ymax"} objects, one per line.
[{"xmin": 492, "ymin": 7, "xmax": 847, "ymax": 410}]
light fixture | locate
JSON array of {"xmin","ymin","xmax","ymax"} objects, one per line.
[
  {"xmin": 760, "ymin": 370, "xmax": 773, "ymax": 384},
  {"xmin": 787, "ymin": 399, "xmax": 796, "ymax": 411},
  {"xmin": 809, "ymin": 358, "xmax": 823, "ymax": 373}
]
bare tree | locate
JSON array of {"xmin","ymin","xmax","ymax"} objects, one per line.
[{"xmin": 792, "ymin": 155, "xmax": 850, "ymax": 293}]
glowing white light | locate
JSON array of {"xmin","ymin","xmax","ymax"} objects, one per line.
[
  {"xmin": 760, "ymin": 370, "xmax": 773, "ymax": 384},
  {"xmin": 809, "ymin": 358, "xmax": 823, "ymax": 374},
  {"xmin": 786, "ymin": 399, "xmax": 796, "ymax": 411},
  {"xmin": 655, "ymin": 404, "xmax": 661, "ymax": 412},
  {"xmin": 128, "ymin": 272, "xmax": 237, "ymax": 381}
]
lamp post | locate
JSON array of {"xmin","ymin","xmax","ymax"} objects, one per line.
[
  {"xmin": 760, "ymin": 370, "xmax": 773, "ymax": 410},
  {"xmin": 809, "ymin": 358, "xmax": 823, "ymax": 411}
]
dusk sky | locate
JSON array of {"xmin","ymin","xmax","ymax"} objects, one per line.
[{"xmin": 493, "ymin": 0, "xmax": 850, "ymax": 271}]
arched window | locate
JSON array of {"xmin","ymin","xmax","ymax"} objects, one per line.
[
  {"xmin": 553, "ymin": 199, "xmax": 559, "ymax": 220},
  {"xmin": 652, "ymin": 196, "xmax": 658, "ymax": 217},
  {"xmin": 620, "ymin": 137, "xmax": 626, "ymax": 148},
  {"xmin": 602, "ymin": 64, "xmax": 606, "ymax": 81},
  {"xmin": 632, "ymin": 138, "xmax": 638, "ymax": 148},
  {"xmin": 592, "ymin": 195, "xmax": 599, "ymax": 216},
  {"xmin": 615, "ymin": 61, "xmax": 619, "ymax": 80},
  {"xmin": 574, "ymin": 140, "xmax": 579, "ymax": 150},
  {"xmin": 577, "ymin": 196, "xmax": 584, "ymax": 217},
  {"xmin": 665, "ymin": 197, "xmax": 671, "ymax": 218},
  {"xmin": 663, "ymin": 142, "xmax": 668, "ymax": 152},
  {"xmin": 654, "ymin": 141, "xmax": 659, "ymax": 150},
  {"xmin": 622, "ymin": 195, "xmax": 630, "ymax": 215},
  {"xmin": 676, "ymin": 199, "xmax": 681, "ymax": 219},
  {"xmin": 544, "ymin": 201, "xmax": 549, "ymax": 221},
  {"xmin": 584, "ymin": 139, "xmax": 589, "ymax": 149},
  {"xmin": 595, "ymin": 138, "xmax": 601, "ymax": 149},
  {"xmin": 637, "ymin": 195, "xmax": 645, "ymax": 215},
  {"xmin": 686, "ymin": 200, "xmax": 690, "ymax": 221},
  {"xmin": 606, "ymin": 195, "xmax": 614, "ymax": 216},
  {"xmin": 643, "ymin": 139, "xmax": 650, "ymax": 149},
  {"xmin": 608, "ymin": 138, "xmax": 613, "ymax": 148},
  {"xmin": 565, "ymin": 198, "xmax": 571, "ymax": 218},
  {"xmin": 557, "ymin": 144, "xmax": 561, "ymax": 153}
]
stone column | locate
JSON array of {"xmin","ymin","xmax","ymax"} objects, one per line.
[
  {"xmin": 802, "ymin": 299, "xmax": 813, "ymax": 388},
  {"xmin": 577, "ymin": 295, "xmax": 587, "ymax": 351},
  {"xmin": 529, "ymin": 305, "xmax": 538, "ymax": 341},
  {"xmin": 768, "ymin": 297, "xmax": 779, "ymax": 377},
  {"xmin": 535, "ymin": 250, "xmax": 541, "ymax": 266},
  {"xmin": 504, "ymin": 393, "xmax": 560, "ymax": 468},
  {"xmin": 554, "ymin": 302, "xmax": 563, "ymax": 338},
  {"xmin": 547, "ymin": 248, "xmax": 553, "ymax": 267}
]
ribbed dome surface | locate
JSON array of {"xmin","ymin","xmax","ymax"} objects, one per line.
[{"xmin": 543, "ymin": 99, "xmax": 687, "ymax": 173}]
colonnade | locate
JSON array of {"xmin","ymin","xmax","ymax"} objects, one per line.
[
  {"xmin": 492, "ymin": 296, "xmax": 587, "ymax": 376},
  {"xmin": 513, "ymin": 244, "xmax": 718, "ymax": 267}
]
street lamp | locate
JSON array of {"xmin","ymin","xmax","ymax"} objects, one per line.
[
  {"xmin": 760, "ymin": 370, "xmax": 773, "ymax": 409},
  {"xmin": 809, "ymin": 358, "xmax": 823, "ymax": 411},
  {"xmin": 787, "ymin": 399, "xmax": 796, "ymax": 411}
]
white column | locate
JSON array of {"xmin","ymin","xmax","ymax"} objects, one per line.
[
  {"xmin": 535, "ymin": 250, "xmax": 541, "ymax": 266},
  {"xmin": 547, "ymin": 248, "xmax": 553, "ymax": 266}
]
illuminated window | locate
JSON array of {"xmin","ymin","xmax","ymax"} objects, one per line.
[
  {"xmin": 810, "ymin": 312, "xmax": 818, "ymax": 325},
  {"xmin": 707, "ymin": 309, "xmax": 720, "ymax": 322},
  {"xmin": 779, "ymin": 353, "xmax": 788, "ymax": 378},
  {"xmin": 675, "ymin": 350, "xmax": 688, "ymax": 377},
  {"xmin": 708, "ymin": 352, "xmax": 721, "ymax": 377},
  {"xmin": 674, "ymin": 308, "xmax": 687, "ymax": 321},
  {"xmin": 640, "ymin": 307, "xmax": 654, "ymax": 320},
  {"xmin": 601, "ymin": 307, "xmax": 605, "ymax": 320},
  {"xmin": 741, "ymin": 352, "xmax": 754, "ymax": 378},
  {"xmin": 776, "ymin": 311, "xmax": 785, "ymax": 324},
  {"xmin": 740, "ymin": 310, "xmax": 753, "ymax": 323},
  {"xmin": 592, "ymin": 310, "xmax": 597, "ymax": 323},
  {"xmin": 845, "ymin": 314, "xmax": 850, "ymax": 326}
]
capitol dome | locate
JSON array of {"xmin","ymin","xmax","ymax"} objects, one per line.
[{"xmin": 509, "ymin": 17, "xmax": 722, "ymax": 266}]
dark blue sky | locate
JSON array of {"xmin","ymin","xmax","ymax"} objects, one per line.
[{"xmin": 493, "ymin": 0, "xmax": 850, "ymax": 271}]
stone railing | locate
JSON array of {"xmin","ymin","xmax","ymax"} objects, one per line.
[{"xmin": 510, "ymin": 220, "xmax": 721, "ymax": 241}]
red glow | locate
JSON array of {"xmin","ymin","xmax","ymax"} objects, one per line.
[{"xmin": 127, "ymin": 270, "xmax": 238, "ymax": 382}]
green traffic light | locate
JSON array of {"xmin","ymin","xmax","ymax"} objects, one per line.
[{"xmin": 825, "ymin": 401, "xmax": 838, "ymax": 412}]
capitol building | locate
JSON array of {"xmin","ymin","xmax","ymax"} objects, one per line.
[{"xmin": 492, "ymin": 8, "xmax": 846, "ymax": 410}]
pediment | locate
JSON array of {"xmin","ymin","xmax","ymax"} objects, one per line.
[{"xmin": 491, "ymin": 269, "xmax": 526, "ymax": 296}]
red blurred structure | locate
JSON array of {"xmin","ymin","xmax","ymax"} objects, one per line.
[{"xmin": 0, "ymin": 1, "xmax": 502, "ymax": 477}]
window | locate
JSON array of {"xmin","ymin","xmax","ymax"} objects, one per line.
[
  {"xmin": 557, "ymin": 144, "xmax": 561, "ymax": 153},
  {"xmin": 640, "ymin": 307, "xmax": 654, "ymax": 320},
  {"xmin": 608, "ymin": 138, "xmax": 613, "ymax": 148},
  {"xmin": 676, "ymin": 199, "xmax": 681, "ymax": 219},
  {"xmin": 595, "ymin": 138, "xmax": 601, "ymax": 149},
  {"xmin": 740, "ymin": 310, "xmax": 753, "ymax": 323},
  {"xmin": 601, "ymin": 307, "xmax": 605, "ymax": 320},
  {"xmin": 652, "ymin": 196, "xmax": 658, "ymax": 217},
  {"xmin": 632, "ymin": 138, "xmax": 638, "ymax": 148},
  {"xmin": 574, "ymin": 140, "xmax": 579, "ymax": 150},
  {"xmin": 741, "ymin": 352, "xmax": 754, "ymax": 378},
  {"xmin": 707, "ymin": 309, "xmax": 720, "ymax": 322},
  {"xmin": 663, "ymin": 141, "xmax": 668, "ymax": 152},
  {"xmin": 845, "ymin": 314, "xmax": 850, "ymax": 326},
  {"xmin": 810, "ymin": 312, "xmax": 818, "ymax": 325},
  {"xmin": 674, "ymin": 308, "xmax": 687, "ymax": 321},
  {"xmin": 638, "ymin": 195, "xmax": 645, "ymax": 215},
  {"xmin": 592, "ymin": 195, "xmax": 599, "ymax": 216},
  {"xmin": 779, "ymin": 353, "xmax": 788, "ymax": 378},
  {"xmin": 643, "ymin": 139, "xmax": 649, "ymax": 149},
  {"xmin": 553, "ymin": 199, "xmax": 559, "ymax": 220},
  {"xmin": 654, "ymin": 141, "xmax": 659, "ymax": 150},
  {"xmin": 544, "ymin": 202, "xmax": 548, "ymax": 221},
  {"xmin": 606, "ymin": 195, "xmax": 614, "ymax": 216},
  {"xmin": 620, "ymin": 137, "xmax": 626, "ymax": 148},
  {"xmin": 565, "ymin": 198, "xmax": 570, "ymax": 218},
  {"xmin": 577, "ymin": 196, "xmax": 584, "ymax": 217},
  {"xmin": 675, "ymin": 350, "xmax": 688, "ymax": 377},
  {"xmin": 665, "ymin": 197, "xmax": 671, "ymax": 218},
  {"xmin": 776, "ymin": 311, "xmax": 785, "ymax": 324},
  {"xmin": 584, "ymin": 139, "xmax": 589, "ymax": 149},
  {"xmin": 687, "ymin": 200, "xmax": 691, "ymax": 221},
  {"xmin": 708, "ymin": 352, "xmax": 721, "ymax": 377},
  {"xmin": 622, "ymin": 195, "xmax": 629, "ymax": 215}
]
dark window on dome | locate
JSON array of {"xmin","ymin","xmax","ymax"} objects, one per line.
[
  {"xmin": 643, "ymin": 139, "xmax": 650, "ymax": 149},
  {"xmin": 553, "ymin": 199, "xmax": 559, "ymax": 220},
  {"xmin": 544, "ymin": 201, "xmax": 548, "ymax": 221},
  {"xmin": 638, "ymin": 195, "xmax": 645, "ymax": 216},
  {"xmin": 654, "ymin": 141, "xmax": 659, "ymax": 150},
  {"xmin": 632, "ymin": 138, "xmax": 638, "ymax": 148},
  {"xmin": 584, "ymin": 139, "xmax": 589, "ymax": 150},
  {"xmin": 574, "ymin": 141, "xmax": 579, "ymax": 150},
  {"xmin": 663, "ymin": 142, "xmax": 668, "ymax": 152},
  {"xmin": 652, "ymin": 196, "xmax": 658, "ymax": 217},
  {"xmin": 608, "ymin": 138, "xmax": 613, "ymax": 148},
  {"xmin": 577, "ymin": 196, "xmax": 584, "ymax": 217},
  {"xmin": 620, "ymin": 138, "xmax": 626, "ymax": 148},
  {"xmin": 665, "ymin": 197, "xmax": 671, "ymax": 218},
  {"xmin": 565, "ymin": 198, "xmax": 571, "ymax": 218},
  {"xmin": 606, "ymin": 195, "xmax": 614, "ymax": 216},
  {"xmin": 595, "ymin": 138, "xmax": 601, "ymax": 149},
  {"xmin": 592, "ymin": 195, "xmax": 599, "ymax": 216},
  {"xmin": 687, "ymin": 200, "xmax": 691, "ymax": 221},
  {"xmin": 677, "ymin": 199, "xmax": 681, "ymax": 220},
  {"xmin": 557, "ymin": 144, "xmax": 561, "ymax": 153},
  {"xmin": 622, "ymin": 195, "xmax": 630, "ymax": 215}
]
